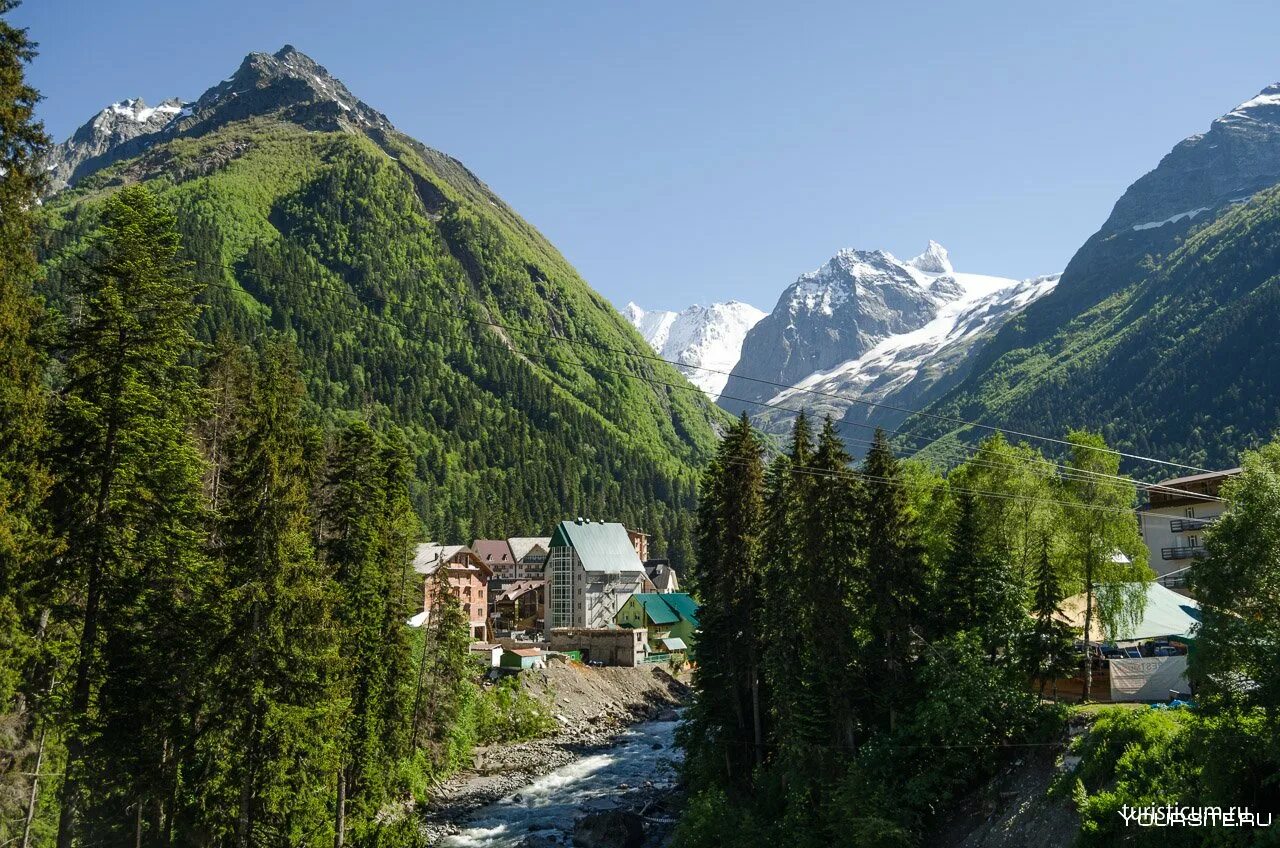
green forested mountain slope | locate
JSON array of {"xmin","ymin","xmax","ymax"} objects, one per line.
[
  {"xmin": 37, "ymin": 47, "xmax": 725, "ymax": 559},
  {"xmin": 911, "ymin": 82, "xmax": 1280, "ymax": 473},
  {"xmin": 914, "ymin": 185, "xmax": 1280, "ymax": 474}
]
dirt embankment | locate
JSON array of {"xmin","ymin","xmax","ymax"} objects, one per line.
[
  {"xmin": 424, "ymin": 661, "xmax": 690, "ymax": 838},
  {"xmin": 930, "ymin": 707, "xmax": 1142, "ymax": 847}
]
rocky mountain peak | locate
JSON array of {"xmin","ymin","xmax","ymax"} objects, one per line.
[
  {"xmin": 907, "ymin": 240, "xmax": 953, "ymax": 275},
  {"xmin": 43, "ymin": 45, "xmax": 395, "ymax": 196},
  {"xmin": 44, "ymin": 96, "xmax": 186, "ymax": 194},
  {"xmin": 1101, "ymin": 81, "xmax": 1280, "ymax": 236},
  {"xmin": 187, "ymin": 44, "xmax": 391, "ymax": 133}
]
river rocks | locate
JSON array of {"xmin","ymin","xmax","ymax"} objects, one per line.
[{"xmin": 572, "ymin": 810, "xmax": 645, "ymax": 848}]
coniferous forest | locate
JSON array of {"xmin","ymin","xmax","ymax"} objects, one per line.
[
  {"xmin": 7, "ymin": 4, "xmax": 1280, "ymax": 848},
  {"xmin": 0, "ymin": 14, "xmax": 553, "ymax": 847},
  {"xmin": 679, "ymin": 414, "xmax": 1280, "ymax": 847}
]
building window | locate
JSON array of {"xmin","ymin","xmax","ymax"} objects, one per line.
[
  {"xmin": 1186, "ymin": 507, "xmax": 1195, "ymax": 518},
  {"xmin": 550, "ymin": 547, "xmax": 574, "ymax": 629}
]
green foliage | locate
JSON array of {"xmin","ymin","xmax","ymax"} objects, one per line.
[
  {"xmin": 1062, "ymin": 708, "xmax": 1201, "ymax": 848},
  {"xmin": 1190, "ymin": 441, "xmax": 1280, "ymax": 714},
  {"xmin": 685, "ymin": 413, "xmax": 767, "ymax": 790},
  {"xmin": 46, "ymin": 184, "xmax": 211, "ymax": 846},
  {"xmin": 682, "ymin": 420, "xmax": 1157, "ymax": 848},
  {"xmin": 37, "ymin": 118, "xmax": 725, "ymax": 563},
  {"xmin": 194, "ymin": 336, "xmax": 341, "ymax": 847},
  {"xmin": 914, "ymin": 184, "xmax": 1280, "ymax": 475},
  {"xmin": 471, "ymin": 677, "xmax": 556, "ymax": 745},
  {"xmin": 0, "ymin": 3, "xmax": 54, "ymax": 839}
]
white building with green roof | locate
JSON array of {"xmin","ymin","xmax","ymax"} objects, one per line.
[{"xmin": 545, "ymin": 519, "xmax": 648, "ymax": 629}]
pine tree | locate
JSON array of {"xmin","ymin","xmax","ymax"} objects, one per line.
[
  {"xmin": 0, "ymin": 5, "xmax": 53, "ymax": 841},
  {"xmin": 759, "ymin": 413, "xmax": 815, "ymax": 756},
  {"xmin": 322, "ymin": 421, "xmax": 419, "ymax": 845},
  {"xmin": 803, "ymin": 418, "xmax": 864, "ymax": 750},
  {"xmin": 941, "ymin": 489, "xmax": 1018, "ymax": 657},
  {"xmin": 1025, "ymin": 538, "xmax": 1073, "ymax": 699},
  {"xmin": 47, "ymin": 184, "xmax": 209, "ymax": 847},
  {"xmin": 411, "ymin": 570, "xmax": 474, "ymax": 775},
  {"xmin": 688, "ymin": 412, "xmax": 766, "ymax": 787},
  {"xmin": 194, "ymin": 336, "xmax": 340, "ymax": 848},
  {"xmin": 859, "ymin": 429, "xmax": 928, "ymax": 732}
]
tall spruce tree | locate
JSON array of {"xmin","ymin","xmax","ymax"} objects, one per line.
[
  {"xmin": 759, "ymin": 413, "xmax": 817, "ymax": 761},
  {"xmin": 0, "ymin": 5, "xmax": 53, "ymax": 842},
  {"xmin": 688, "ymin": 413, "xmax": 765, "ymax": 786},
  {"xmin": 806, "ymin": 418, "xmax": 864, "ymax": 750},
  {"xmin": 195, "ymin": 337, "xmax": 340, "ymax": 848},
  {"xmin": 859, "ymin": 429, "xmax": 928, "ymax": 732},
  {"xmin": 411, "ymin": 570, "xmax": 474, "ymax": 775},
  {"xmin": 940, "ymin": 489, "xmax": 1018, "ymax": 657},
  {"xmin": 1025, "ymin": 538, "xmax": 1073, "ymax": 699},
  {"xmin": 48, "ymin": 185, "xmax": 209, "ymax": 847},
  {"xmin": 322, "ymin": 421, "xmax": 419, "ymax": 845}
]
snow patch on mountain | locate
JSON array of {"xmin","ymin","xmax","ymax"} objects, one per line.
[
  {"xmin": 1131, "ymin": 206, "xmax": 1212, "ymax": 231},
  {"xmin": 624, "ymin": 301, "xmax": 766, "ymax": 399},
  {"xmin": 767, "ymin": 272, "xmax": 1060, "ymax": 412}
]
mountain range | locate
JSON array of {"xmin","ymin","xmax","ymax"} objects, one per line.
[
  {"xmin": 625, "ymin": 81, "xmax": 1280, "ymax": 473},
  {"xmin": 42, "ymin": 46, "xmax": 1280, "ymax": 487},
  {"xmin": 37, "ymin": 45, "xmax": 727, "ymax": 559},
  {"xmin": 905, "ymin": 81, "xmax": 1280, "ymax": 473},
  {"xmin": 629, "ymin": 241, "xmax": 1060, "ymax": 450}
]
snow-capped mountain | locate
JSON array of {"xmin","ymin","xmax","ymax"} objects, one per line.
[
  {"xmin": 624, "ymin": 301, "xmax": 766, "ymax": 399},
  {"xmin": 692, "ymin": 241, "xmax": 1060, "ymax": 449},
  {"xmin": 757, "ymin": 271, "xmax": 1060, "ymax": 440},
  {"xmin": 45, "ymin": 97, "xmax": 187, "ymax": 194}
]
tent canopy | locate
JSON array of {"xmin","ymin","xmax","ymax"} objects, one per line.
[{"xmin": 1056, "ymin": 582, "xmax": 1201, "ymax": 643}]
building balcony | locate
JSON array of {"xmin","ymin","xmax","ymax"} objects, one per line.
[
  {"xmin": 1169, "ymin": 517, "xmax": 1216, "ymax": 533},
  {"xmin": 1160, "ymin": 546, "xmax": 1206, "ymax": 561}
]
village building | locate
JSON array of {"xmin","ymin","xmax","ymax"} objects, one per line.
[
  {"xmin": 508, "ymin": 536, "xmax": 552, "ymax": 580},
  {"xmin": 472, "ymin": 538, "xmax": 517, "ymax": 579},
  {"xmin": 499, "ymin": 647, "xmax": 547, "ymax": 671},
  {"xmin": 615, "ymin": 592, "xmax": 699, "ymax": 659},
  {"xmin": 548, "ymin": 627, "xmax": 647, "ymax": 667},
  {"xmin": 546, "ymin": 519, "xmax": 649, "ymax": 629},
  {"xmin": 627, "ymin": 528, "xmax": 651, "ymax": 561},
  {"xmin": 491, "ymin": 579, "xmax": 545, "ymax": 632},
  {"xmin": 469, "ymin": 642, "xmax": 503, "ymax": 668},
  {"xmin": 1137, "ymin": 468, "xmax": 1239, "ymax": 589},
  {"xmin": 643, "ymin": 559, "xmax": 681, "ymax": 593},
  {"xmin": 414, "ymin": 543, "xmax": 492, "ymax": 641}
]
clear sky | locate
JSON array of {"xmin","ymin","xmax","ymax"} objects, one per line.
[{"xmin": 13, "ymin": 1, "xmax": 1280, "ymax": 312}]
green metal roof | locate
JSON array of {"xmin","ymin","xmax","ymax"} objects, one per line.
[
  {"xmin": 550, "ymin": 520, "xmax": 646, "ymax": 573},
  {"xmin": 658, "ymin": 592, "xmax": 700, "ymax": 628},
  {"xmin": 627, "ymin": 592, "xmax": 700, "ymax": 628},
  {"xmin": 629, "ymin": 593, "xmax": 681, "ymax": 625}
]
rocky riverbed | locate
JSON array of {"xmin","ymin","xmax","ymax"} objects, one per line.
[{"xmin": 423, "ymin": 662, "xmax": 690, "ymax": 847}]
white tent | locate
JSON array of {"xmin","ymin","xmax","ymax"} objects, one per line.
[{"xmin": 1056, "ymin": 582, "xmax": 1201, "ymax": 643}]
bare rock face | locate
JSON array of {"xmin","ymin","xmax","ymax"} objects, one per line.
[
  {"xmin": 45, "ymin": 97, "xmax": 185, "ymax": 193},
  {"xmin": 718, "ymin": 247, "xmax": 949, "ymax": 414}
]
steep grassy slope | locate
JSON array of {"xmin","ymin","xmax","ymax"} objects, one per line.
[
  {"xmin": 38, "ymin": 83, "xmax": 726, "ymax": 557},
  {"xmin": 912, "ymin": 186, "xmax": 1280, "ymax": 475}
]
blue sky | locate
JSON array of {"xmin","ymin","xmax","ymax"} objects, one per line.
[{"xmin": 14, "ymin": 1, "xmax": 1280, "ymax": 312}]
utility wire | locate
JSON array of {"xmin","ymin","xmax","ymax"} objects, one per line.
[
  {"xmin": 166, "ymin": 256, "xmax": 1214, "ymax": 475},
  {"xmin": 177, "ymin": 276, "xmax": 1182, "ymax": 518}
]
